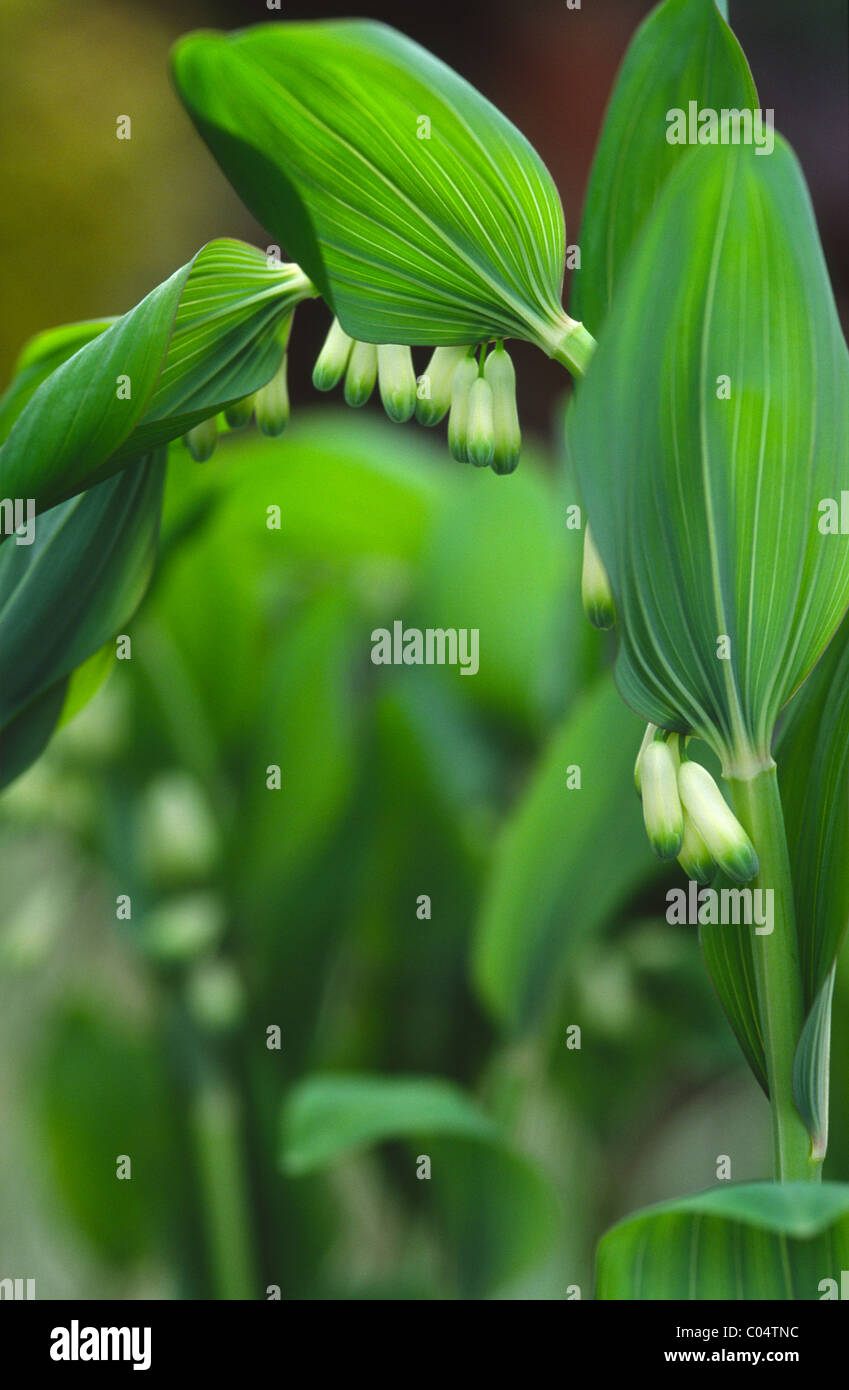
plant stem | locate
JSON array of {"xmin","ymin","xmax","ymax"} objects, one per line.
[
  {"xmin": 191, "ymin": 1067, "xmax": 258, "ymax": 1298},
  {"xmin": 726, "ymin": 764, "xmax": 815, "ymax": 1182}
]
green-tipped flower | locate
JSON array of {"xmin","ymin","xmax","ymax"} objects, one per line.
[
  {"xmin": 466, "ymin": 376, "xmax": 495, "ymax": 468},
  {"xmin": 255, "ymin": 356, "xmax": 290, "ymax": 436},
  {"xmin": 447, "ymin": 355, "xmax": 479, "ymax": 463},
  {"xmin": 183, "ymin": 416, "xmax": 218, "ymax": 462},
  {"xmin": 677, "ymin": 812, "xmax": 717, "ymax": 887},
  {"xmin": 639, "ymin": 738, "xmax": 684, "ymax": 861},
  {"xmin": 313, "ymin": 317, "xmax": 354, "ymax": 391},
  {"xmin": 344, "ymin": 340, "xmax": 378, "ymax": 407},
  {"xmin": 224, "ymin": 394, "xmax": 255, "ymax": 429},
  {"xmin": 484, "ymin": 343, "xmax": 522, "ymax": 474},
  {"xmin": 377, "ymin": 345, "xmax": 417, "ymax": 423},
  {"xmin": 415, "ymin": 346, "xmax": 470, "ymax": 427},
  {"xmin": 677, "ymin": 760, "xmax": 759, "ymax": 884},
  {"xmin": 582, "ymin": 525, "xmax": 616, "ymax": 630}
]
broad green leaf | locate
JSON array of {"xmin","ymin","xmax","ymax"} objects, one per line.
[
  {"xmin": 569, "ymin": 140, "xmax": 849, "ymax": 774},
  {"xmin": 172, "ymin": 23, "xmax": 586, "ymax": 363},
  {"xmin": 56, "ymin": 643, "xmax": 115, "ymax": 730},
  {"xmin": 0, "ymin": 239, "xmax": 315, "ymax": 514},
  {"xmin": 571, "ymin": 0, "xmax": 756, "ymax": 334},
  {"xmin": 38, "ymin": 1003, "xmax": 180, "ymax": 1264},
  {"xmin": 0, "ymin": 319, "xmax": 113, "ymax": 443},
  {"xmin": 281, "ymin": 1073, "xmax": 498, "ymax": 1175},
  {"xmin": 0, "ymin": 453, "xmax": 165, "ymax": 790},
  {"xmin": 473, "ymin": 675, "xmax": 655, "ymax": 1030},
  {"xmin": 596, "ymin": 1182, "xmax": 849, "ymax": 1299},
  {"xmin": 280, "ymin": 1073, "xmax": 560, "ymax": 1296},
  {"xmin": 700, "ymin": 898, "xmax": 768, "ymax": 1094}
]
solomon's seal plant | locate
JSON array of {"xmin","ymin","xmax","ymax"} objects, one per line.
[{"xmin": 2, "ymin": 0, "xmax": 849, "ymax": 1300}]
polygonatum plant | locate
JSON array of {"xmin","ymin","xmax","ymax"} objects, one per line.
[{"xmin": 1, "ymin": 0, "xmax": 848, "ymax": 1300}]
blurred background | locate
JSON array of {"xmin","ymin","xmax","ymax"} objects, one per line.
[{"xmin": 0, "ymin": 0, "xmax": 847, "ymax": 1299}]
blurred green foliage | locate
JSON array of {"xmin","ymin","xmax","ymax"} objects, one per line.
[{"xmin": 4, "ymin": 408, "xmax": 831, "ymax": 1299}]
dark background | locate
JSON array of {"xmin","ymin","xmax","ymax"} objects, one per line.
[{"xmin": 1, "ymin": 0, "xmax": 846, "ymax": 444}]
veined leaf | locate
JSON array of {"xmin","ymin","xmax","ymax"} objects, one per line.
[
  {"xmin": 569, "ymin": 139, "xmax": 849, "ymax": 774},
  {"xmin": 0, "ymin": 453, "xmax": 165, "ymax": 790},
  {"xmin": 571, "ymin": 0, "xmax": 756, "ymax": 334},
  {"xmin": 0, "ymin": 240, "xmax": 315, "ymax": 514},
  {"xmin": 172, "ymin": 22, "xmax": 590, "ymax": 366},
  {"xmin": 596, "ymin": 1182, "xmax": 849, "ymax": 1299},
  {"xmin": 699, "ymin": 897, "xmax": 768, "ymax": 1095},
  {"xmin": 775, "ymin": 610, "xmax": 849, "ymax": 1148},
  {"xmin": 473, "ymin": 675, "xmax": 655, "ymax": 1030},
  {"xmin": 0, "ymin": 319, "xmax": 114, "ymax": 444}
]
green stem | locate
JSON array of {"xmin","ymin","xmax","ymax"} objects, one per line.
[
  {"xmin": 726, "ymin": 764, "xmax": 816, "ymax": 1182},
  {"xmin": 191, "ymin": 1067, "xmax": 258, "ymax": 1298},
  {"xmin": 549, "ymin": 319, "xmax": 597, "ymax": 378}
]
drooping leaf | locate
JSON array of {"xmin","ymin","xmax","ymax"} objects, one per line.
[
  {"xmin": 571, "ymin": 0, "xmax": 756, "ymax": 334},
  {"xmin": 280, "ymin": 1073, "xmax": 560, "ymax": 1296},
  {"xmin": 699, "ymin": 895, "xmax": 768, "ymax": 1094},
  {"xmin": 596, "ymin": 1182, "xmax": 849, "ymax": 1299},
  {"xmin": 172, "ymin": 22, "xmax": 589, "ymax": 366},
  {"xmin": 0, "ymin": 319, "xmax": 114, "ymax": 444},
  {"xmin": 569, "ymin": 139, "xmax": 849, "ymax": 773},
  {"xmin": 0, "ymin": 452, "xmax": 165, "ymax": 790},
  {"xmin": 473, "ymin": 675, "xmax": 655, "ymax": 1030},
  {"xmin": 281, "ymin": 1073, "xmax": 498, "ymax": 1175},
  {"xmin": 0, "ymin": 240, "xmax": 315, "ymax": 514}
]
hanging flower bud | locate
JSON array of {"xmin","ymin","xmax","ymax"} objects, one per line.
[
  {"xmin": 313, "ymin": 317, "xmax": 354, "ymax": 391},
  {"xmin": 466, "ymin": 376, "xmax": 495, "ymax": 468},
  {"xmin": 677, "ymin": 813, "xmax": 717, "ymax": 887},
  {"xmin": 183, "ymin": 416, "xmax": 218, "ymax": 462},
  {"xmin": 484, "ymin": 343, "xmax": 521, "ymax": 474},
  {"xmin": 255, "ymin": 355, "xmax": 290, "ymax": 436},
  {"xmin": 634, "ymin": 724, "xmax": 658, "ymax": 797},
  {"xmin": 582, "ymin": 525, "xmax": 616, "ymax": 630},
  {"xmin": 639, "ymin": 738, "xmax": 684, "ymax": 861},
  {"xmin": 677, "ymin": 760, "xmax": 759, "ymax": 884},
  {"xmin": 344, "ymin": 340, "xmax": 378, "ymax": 408},
  {"xmin": 447, "ymin": 354, "xmax": 479, "ymax": 463},
  {"xmin": 415, "ymin": 346, "xmax": 469, "ymax": 427},
  {"xmin": 377, "ymin": 345, "xmax": 417, "ymax": 423},
  {"xmin": 224, "ymin": 394, "xmax": 255, "ymax": 429}
]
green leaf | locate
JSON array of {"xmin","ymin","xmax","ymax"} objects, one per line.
[
  {"xmin": 0, "ymin": 319, "xmax": 113, "ymax": 444},
  {"xmin": 0, "ymin": 453, "xmax": 165, "ymax": 790},
  {"xmin": 571, "ymin": 0, "xmax": 756, "ymax": 334},
  {"xmin": 172, "ymin": 22, "xmax": 579, "ymax": 358},
  {"xmin": 473, "ymin": 675, "xmax": 654, "ymax": 1030},
  {"xmin": 280, "ymin": 1073, "xmax": 560, "ymax": 1296},
  {"xmin": 0, "ymin": 240, "xmax": 314, "ymax": 514},
  {"xmin": 569, "ymin": 139, "xmax": 849, "ymax": 773},
  {"xmin": 793, "ymin": 966, "xmax": 835, "ymax": 1162},
  {"xmin": 699, "ymin": 895, "xmax": 768, "ymax": 1094},
  {"xmin": 596, "ymin": 1182, "xmax": 849, "ymax": 1299},
  {"xmin": 281, "ymin": 1073, "xmax": 498, "ymax": 1175},
  {"xmin": 39, "ymin": 1003, "xmax": 179, "ymax": 1265}
]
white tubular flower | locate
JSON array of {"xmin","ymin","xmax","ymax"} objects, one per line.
[
  {"xmin": 447, "ymin": 354, "xmax": 479, "ymax": 463},
  {"xmin": 677, "ymin": 812, "xmax": 717, "ymax": 887},
  {"xmin": 255, "ymin": 355, "xmax": 290, "ymax": 436},
  {"xmin": 313, "ymin": 317, "xmax": 354, "ymax": 391},
  {"xmin": 677, "ymin": 760, "xmax": 759, "ymax": 884},
  {"xmin": 465, "ymin": 376, "xmax": 495, "ymax": 468},
  {"xmin": 416, "ymin": 346, "xmax": 470, "ymax": 427},
  {"xmin": 582, "ymin": 525, "xmax": 616, "ymax": 631},
  {"xmin": 344, "ymin": 340, "xmax": 378, "ymax": 408},
  {"xmin": 483, "ymin": 343, "xmax": 521, "ymax": 474},
  {"xmin": 639, "ymin": 738, "xmax": 684, "ymax": 861},
  {"xmin": 377, "ymin": 345, "xmax": 417, "ymax": 422},
  {"xmin": 183, "ymin": 416, "xmax": 218, "ymax": 462}
]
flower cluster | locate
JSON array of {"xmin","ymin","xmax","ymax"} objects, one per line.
[{"xmin": 635, "ymin": 729, "xmax": 759, "ymax": 886}]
